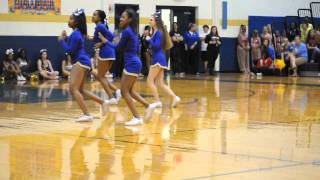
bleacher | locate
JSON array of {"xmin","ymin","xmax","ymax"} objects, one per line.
[
  {"xmin": 288, "ymin": 2, "xmax": 319, "ymax": 76},
  {"xmin": 249, "ymin": 1, "xmax": 320, "ymax": 77}
]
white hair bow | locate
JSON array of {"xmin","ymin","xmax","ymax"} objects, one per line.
[
  {"xmin": 73, "ymin": 8, "xmax": 84, "ymax": 16},
  {"xmin": 153, "ymin": 11, "xmax": 161, "ymax": 18},
  {"xmin": 40, "ymin": 49, "xmax": 47, "ymax": 53},
  {"xmin": 5, "ymin": 49, "xmax": 14, "ymax": 55}
]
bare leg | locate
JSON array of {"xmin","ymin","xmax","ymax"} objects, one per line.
[
  {"xmin": 105, "ymin": 61, "xmax": 119, "ymax": 91},
  {"xmin": 40, "ymin": 71, "xmax": 57, "ymax": 80},
  {"xmin": 289, "ymin": 54, "xmax": 297, "ymax": 76},
  {"xmin": 145, "ymin": 52, "xmax": 151, "ymax": 70},
  {"xmin": 69, "ymin": 64, "xmax": 90, "ymax": 115},
  {"xmin": 156, "ymin": 69, "xmax": 176, "ymax": 98},
  {"xmin": 80, "ymin": 70, "xmax": 104, "ymax": 105},
  {"xmin": 147, "ymin": 66, "xmax": 161, "ymax": 102},
  {"xmin": 121, "ymin": 74, "xmax": 140, "ymax": 118},
  {"xmin": 130, "ymin": 88, "xmax": 149, "ymax": 108},
  {"xmin": 97, "ymin": 60, "xmax": 114, "ymax": 98}
]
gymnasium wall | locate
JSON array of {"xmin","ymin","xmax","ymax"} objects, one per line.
[
  {"xmin": 0, "ymin": 0, "xmax": 313, "ymax": 73},
  {"xmin": 0, "ymin": 0, "xmax": 214, "ymax": 74},
  {"xmin": 214, "ymin": 0, "xmax": 313, "ymax": 71}
]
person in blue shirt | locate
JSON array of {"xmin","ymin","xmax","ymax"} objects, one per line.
[
  {"xmin": 288, "ymin": 35, "xmax": 308, "ymax": 77},
  {"xmin": 184, "ymin": 23, "xmax": 200, "ymax": 74},
  {"xmin": 99, "ymin": 9, "xmax": 155, "ymax": 126},
  {"xmin": 58, "ymin": 8, "xmax": 108, "ymax": 122},
  {"xmin": 146, "ymin": 12, "xmax": 181, "ymax": 109},
  {"xmin": 91, "ymin": 10, "xmax": 121, "ymax": 105},
  {"xmin": 268, "ymin": 44, "xmax": 275, "ymax": 61}
]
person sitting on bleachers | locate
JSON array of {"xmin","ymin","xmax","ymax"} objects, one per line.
[
  {"xmin": 261, "ymin": 26, "xmax": 272, "ymax": 42},
  {"xmin": 254, "ymin": 39, "xmax": 273, "ymax": 76},
  {"xmin": 300, "ymin": 18, "xmax": 313, "ymax": 43},
  {"xmin": 37, "ymin": 49, "xmax": 59, "ymax": 80},
  {"xmin": 273, "ymin": 30, "xmax": 284, "ymax": 54},
  {"xmin": 2, "ymin": 49, "xmax": 26, "ymax": 81},
  {"xmin": 288, "ymin": 35, "xmax": 308, "ymax": 77},
  {"xmin": 282, "ymin": 37, "xmax": 294, "ymax": 63},
  {"xmin": 306, "ymin": 30, "xmax": 317, "ymax": 63},
  {"xmin": 16, "ymin": 48, "xmax": 32, "ymax": 80},
  {"xmin": 287, "ymin": 22, "xmax": 300, "ymax": 42}
]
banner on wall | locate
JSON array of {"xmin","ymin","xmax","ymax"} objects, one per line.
[{"xmin": 8, "ymin": 0, "xmax": 61, "ymax": 15}]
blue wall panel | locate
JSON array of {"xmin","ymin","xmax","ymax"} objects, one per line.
[{"xmin": 0, "ymin": 36, "xmax": 95, "ymax": 74}]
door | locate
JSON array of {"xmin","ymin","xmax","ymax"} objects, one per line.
[{"xmin": 156, "ymin": 6, "xmax": 196, "ymax": 34}]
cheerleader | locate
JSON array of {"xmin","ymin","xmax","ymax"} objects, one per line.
[
  {"xmin": 58, "ymin": 8, "xmax": 108, "ymax": 122},
  {"xmin": 146, "ymin": 12, "xmax": 181, "ymax": 108},
  {"xmin": 91, "ymin": 10, "xmax": 121, "ymax": 104},
  {"xmin": 98, "ymin": 9, "xmax": 155, "ymax": 126}
]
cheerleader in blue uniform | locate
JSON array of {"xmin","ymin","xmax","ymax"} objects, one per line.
[
  {"xmin": 147, "ymin": 12, "xmax": 181, "ymax": 108},
  {"xmin": 91, "ymin": 10, "xmax": 121, "ymax": 105},
  {"xmin": 58, "ymin": 9, "xmax": 108, "ymax": 122},
  {"xmin": 99, "ymin": 9, "xmax": 155, "ymax": 126}
]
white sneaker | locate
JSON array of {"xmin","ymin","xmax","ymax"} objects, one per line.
[
  {"xmin": 115, "ymin": 89, "xmax": 122, "ymax": 101},
  {"xmin": 101, "ymin": 100, "xmax": 109, "ymax": 115},
  {"xmin": 20, "ymin": 76, "xmax": 26, "ymax": 81},
  {"xmin": 125, "ymin": 117, "xmax": 143, "ymax": 126},
  {"xmin": 144, "ymin": 104, "xmax": 156, "ymax": 121},
  {"xmin": 76, "ymin": 115, "xmax": 94, "ymax": 122},
  {"xmin": 107, "ymin": 98, "xmax": 118, "ymax": 105},
  {"xmin": 151, "ymin": 101, "xmax": 162, "ymax": 108},
  {"xmin": 172, "ymin": 96, "xmax": 181, "ymax": 108},
  {"xmin": 17, "ymin": 76, "xmax": 22, "ymax": 81}
]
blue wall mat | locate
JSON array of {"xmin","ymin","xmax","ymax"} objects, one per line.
[
  {"xmin": 0, "ymin": 36, "xmax": 95, "ymax": 74},
  {"xmin": 248, "ymin": 16, "xmax": 285, "ymax": 35},
  {"xmin": 0, "ymin": 36, "xmax": 239, "ymax": 73},
  {"xmin": 219, "ymin": 37, "xmax": 239, "ymax": 72}
]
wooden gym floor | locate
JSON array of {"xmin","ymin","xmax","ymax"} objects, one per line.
[{"xmin": 0, "ymin": 73, "xmax": 319, "ymax": 180}]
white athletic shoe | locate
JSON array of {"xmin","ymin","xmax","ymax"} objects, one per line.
[
  {"xmin": 151, "ymin": 101, "xmax": 162, "ymax": 108},
  {"xmin": 107, "ymin": 98, "xmax": 118, "ymax": 105},
  {"xmin": 125, "ymin": 118, "xmax": 143, "ymax": 126},
  {"xmin": 76, "ymin": 115, "xmax": 94, "ymax": 122},
  {"xmin": 101, "ymin": 100, "xmax": 110, "ymax": 115},
  {"xmin": 144, "ymin": 104, "xmax": 156, "ymax": 121},
  {"xmin": 172, "ymin": 96, "xmax": 181, "ymax": 108},
  {"xmin": 17, "ymin": 75, "xmax": 25, "ymax": 81},
  {"xmin": 115, "ymin": 89, "xmax": 122, "ymax": 101}
]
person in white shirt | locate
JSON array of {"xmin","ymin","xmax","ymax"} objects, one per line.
[{"xmin": 200, "ymin": 25, "xmax": 210, "ymax": 73}]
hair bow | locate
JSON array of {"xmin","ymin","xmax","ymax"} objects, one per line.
[
  {"xmin": 73, "ymin": 8, "xmax": 84, "ymax": 16},
  {"xmin": 5, "ymin": 49, "xmax": 14, "ymax": 55},
  {"xmin": 153, "ymin": 11, "xmax": 161, "ymax": 18},
  {"xmin": 40, "ymin": 49, "xmax": 47, "ymax": 53}
]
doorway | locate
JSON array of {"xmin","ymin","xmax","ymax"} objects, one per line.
[{"xmin": 156, "ymin": 6, "xmax": 196, "ymax": 33}]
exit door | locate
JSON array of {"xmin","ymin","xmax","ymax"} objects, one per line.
[{"xmin": 156, "ymin": 6, "xmax": 196, "ymax": 33}]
